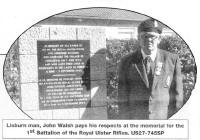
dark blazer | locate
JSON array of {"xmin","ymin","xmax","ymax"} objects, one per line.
[{"xmin": 118, "ymin": 48, "xmax": 183, "ymax": 119}]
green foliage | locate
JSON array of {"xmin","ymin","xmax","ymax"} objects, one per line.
[
  {"xmin": 106, "ymin": 36, "xmax": 197, "ymax": 119},
  {"xmin": 4, "ymin": 40, "xmax": 21, "ymax": 108}
]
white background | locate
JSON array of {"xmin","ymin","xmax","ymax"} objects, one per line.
[{"xmin": 0, "ymin": 0, "xmax": 199, "ymax": 140}]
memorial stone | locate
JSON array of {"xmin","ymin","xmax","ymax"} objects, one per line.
[{"xmin": 37, "ymin": 40, "xmax": 90, "ymax": 110}]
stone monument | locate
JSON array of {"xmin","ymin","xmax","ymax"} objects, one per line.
[{"xmin": 19, "ymin": 25, "xmax": 107, "ymax": 119}]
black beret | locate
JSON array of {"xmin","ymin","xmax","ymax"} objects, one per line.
[{"xmin": 138, "ymin": 18, "xmax": 162, "ymax": 34}]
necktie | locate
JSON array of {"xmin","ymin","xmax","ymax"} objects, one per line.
[
  {"xmin": 144, "ymin": 56, "xmax": 153, "ymax": 88},
  {"xmin": 144, "ymin": 56, "xmax": 152, "ymax": 75}
]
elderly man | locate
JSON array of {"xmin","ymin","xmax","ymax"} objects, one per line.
[{"xmin": 118, "ymin": 18, "xmax": 183, "ymax": 119}]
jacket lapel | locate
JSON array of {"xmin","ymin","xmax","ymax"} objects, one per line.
[
  {"xmin": 135, "ymin": 63, "xmax": 149, "ymax": 88},
  {"xmin": 134, "ymin": 50, "xmax": 149, "ymax": 88},
  {"xmin": 152, "ymin": 49, "xmax": 164, "ymax": 89}
]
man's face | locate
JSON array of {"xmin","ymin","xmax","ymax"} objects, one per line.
[{"xmin": 138, "ymin": 32, "xmax": 161, "ymax": 55}]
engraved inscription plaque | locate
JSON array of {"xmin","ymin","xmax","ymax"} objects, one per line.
[{"xmin": 37, "ymin": 40, "xmax": 90, "ymax": 110}]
